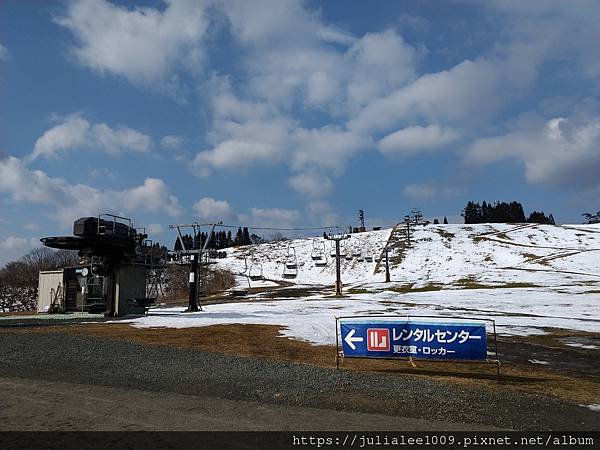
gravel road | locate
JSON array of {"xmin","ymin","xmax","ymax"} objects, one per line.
[{"xmin": 0, "ymin": 331, "xmax": 598, "ymax": 431}]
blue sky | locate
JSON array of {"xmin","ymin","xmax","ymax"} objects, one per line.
[{"xmin": 0, "ymin": 0, "xmax": 598, "ymax": 266}]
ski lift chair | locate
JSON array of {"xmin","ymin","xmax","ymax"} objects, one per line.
[
  {"xmin": 341, "ymin": 242, "xmax": 350, "ymax": 258},
  {"xmin": 312, "ymin": 240, "xmax": 327, "ymax": 267},
  {"xmin": 282, "ymin": 263, "xmax": 298, "ymax": 279},
  {"xmin": 285, "ymin": 245, "xmax": 297, "ymax": 269},
  {"xmin": 248, "ymin": 262, "xmax": 264, "ymax": 281},
  {"xmin": 315, "ymin": 256, "xmax": 327, "ymax": 267},
  {"xmin": 311, "ymin": 240, "xmax": 323, "ymax": 260}
]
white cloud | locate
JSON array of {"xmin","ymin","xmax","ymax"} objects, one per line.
[
  {"xmin": 306, "ymin": 72, "xmax": 341, "ymax": 107},
  {"xmin": 24, "ymin": 222, "xmax": 41, "ymax": 232},
  {"xmin": 194, "ymin": 85, "xmax": 372, "ymax": 178},
  {"xmin": 316, "ymin": 26, "xmax": 356, "ymax": 46},
  {"xmin": 0, "ymin": 237, "xmax": 40, "ymax": 267},
  {"xmin": 193, "ymin": 197, "xmax": 235, "ymax": 221},
  {"xmin": 482, "ymin": 0, "xmax": 600, "ymax": 81},
  {"xmin": 378, "ymin": 125, "xmax": 461, "ymax": 156},
  {"xmin": 467, "ymin": 115, "xmax": 600, "ymax": 189},
  {"xmin": 345, "ymin": 29, "xmax": 417, "ymax": 109},
  {"xmin": 250, "ymin": 207, "xmax": 300, "ymax": 228},
  {"xmin": 291, "ymin": 127, "xmax": 372, "ymax": 173},
  {"xmin": 160, "ymin": 135, "xmax": 183, "ymax": 148},
  {"xmin": 0, "ymin": 237, "xmax": 38, "ymax": 252},
  {"xmin": 398, "ymin": 14, "xmax": 430, "ymax": 32},
  {"xmin": 220, "ymin": 0, "xmax": 321, "ymax": 48},
  {"xmin": 305, "ymin": 201, "xmax": 338, "ymax": 227},
  {"xmin": 288, "ymin": 172, "xmax": 333, "ymax": 198},
  {"xmin": 191, "ymin": 196, "xmax": 301, "ymax": 228},
  {"xmin": 0, "ymin": 156, "xmax": 182, "ymax": 226},
  {"xmin": 55, "ymin": 0, "xmax": 209, "ymax": 89},
  {"xmin": 29, "ymin": 116, "xmax": 89, "ymax": 161},
  {"xmin": 124, "ymin": 178, "xmax": 182, "ymax": 217},
  {"xmin": 192, "ymin": 113, "xmax": 292, "ymax": 177},
  {"xmin": 29, "ymin": 115, "xmax": 152, "ymax": 161},
  {"xmin": 403, "ymin": 183, "xmax": 465, "ymax": 200},
  {"xmin": 349, "ymin": 59, "xmax": 500, "ymax": 133},
  {"xmin": 0, "ymin": 42, "xmax": 9, "ymax": 61},
  {"xmin": 211, "ymin": 90, "xmax": 271, "ymax": 122},
  {"xmin": 145, "ymin": 223, "xmax": 164, "ymax": 235}
]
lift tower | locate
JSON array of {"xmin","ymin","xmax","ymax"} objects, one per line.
[
  {"xmin": 169, "ymin": 222, "xmax": 219, "ymax": 312},
  {"xmin": 325, "ymin": 233, "xmax": 350, "ymax": 296}
]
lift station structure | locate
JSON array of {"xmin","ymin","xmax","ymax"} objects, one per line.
[{"xmin": 40, "ymin": 214, "xmax": 157, "ymax": 316}]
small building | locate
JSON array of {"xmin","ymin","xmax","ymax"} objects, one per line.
[
  {"xmin": 37, "ymin": 264, "xmax": 147, "ymax": 315},
  {"xmin": 37, "ymin": 269, "xmax": 64, "ymax": 313}
]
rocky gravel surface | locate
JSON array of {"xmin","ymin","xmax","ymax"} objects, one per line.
[{"xmin": 0, "ymin": 331, "xmax": 598, "ymax": 430}]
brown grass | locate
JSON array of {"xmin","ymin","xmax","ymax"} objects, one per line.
[
  {"xmin": 3, "ymin": 323, "xmax": 598, "ymax": 406},
  {"xmin": 453, "ymin": 278, "xmax": 538, "ymax": 290}
]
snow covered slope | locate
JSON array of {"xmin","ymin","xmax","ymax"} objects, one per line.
[
  {"xmin": 127, "ymin": 223, "xmax": 599, "ymax": 341},
  {"xmin": 214, "ymin": 223, "xmax": 600, "ymax": 289}
]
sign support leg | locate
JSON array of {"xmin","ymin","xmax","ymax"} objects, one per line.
[
  {"xmin": 335, "ymin": 318, "xmax": 340, "ymax": 370},
  {"xmin": 493, "ymin": 320, "xmax": 501, "ymax": 382}
]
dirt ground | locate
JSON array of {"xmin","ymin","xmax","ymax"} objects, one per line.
[{"xmin": 3, "ymin": 321, "xmax": 599, "ymax": 407}]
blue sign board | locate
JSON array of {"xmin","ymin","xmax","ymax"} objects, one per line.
[{"xmin": 339, "ymin": 318, "xmax": 487, "ymax": 361}]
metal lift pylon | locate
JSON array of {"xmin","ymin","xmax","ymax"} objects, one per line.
[{"xmin": 169, "ymin": 221, "xmax": 221, "ymax": 312}]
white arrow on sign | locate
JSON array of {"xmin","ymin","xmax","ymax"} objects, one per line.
[{"xmin": 344, "ymin": 329, "xmax": 364, "ymax": 350}]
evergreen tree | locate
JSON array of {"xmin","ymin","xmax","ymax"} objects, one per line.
[
  {"xmin": 174, "ymin": 237, "xmax": 182, "ymax": 251},
  {"xmin": 481, "ymin": 201, "xmax": 489, "ymax": 222},
  {"xmin": 443, "ymin": 217, "xmax": 448, "ymax": 224},
  {"xmin": 462, "ymin": 201, "xmax": 481, "ymax": 224},
  {"xmin": 527, "ymin": 211, "xmax": 554, "ymax": 224},
  {"xmin": 433, "ymin": 218, "xmax": 439, "ymax": 224},
  {"xmin": 582, "ymin": 211, "xmax": 600, "ymax": 224},
  {"xmin": 179, "ymin": 234, "xmax": 193, "ymax": 250},
  {"xmin": 242, "ymin": 227, "xmax": 251, "ymax": 245},
  {"xmin": 227, "ymin": 230, "xmax": 233, "ymax": 246},
  {"xmin": 234, "ymin": 228, "xmax": 244, "ymax": 246}
]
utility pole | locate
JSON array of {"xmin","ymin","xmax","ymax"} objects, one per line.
[
  {"xmin": 404, "ymin": 215, "xmax": 411, "ymax": 247},
  {"xmin": 325, "ymin": 233, "xmax": 350, "ymax": 296},
  {"xmin": 384, "ymin": 245, "xmax": 390, "ymax": 282}
]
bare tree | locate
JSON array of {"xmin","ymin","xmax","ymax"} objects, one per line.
[{"xmin": 0, "ymin": 247, "xmax": 80, "ymax": 312}]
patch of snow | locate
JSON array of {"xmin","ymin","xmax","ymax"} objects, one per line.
[
  {"xmin": 563, "ymin": 342, "xmax": 599, "ymax": 350},
  {"xmin": 528, "ymin": 359, "xmax": 550, "ymax": 365},
  {"xmin": 116, "ymin": 223, "xmax": 600, "ymax": 345},
  {"xmin": 581, "ymin": 404, "xmax": 600, "ymax": 412},
  {"xmin": 119, "ymin": 285, "xmax": 600, "ymax": 345}
]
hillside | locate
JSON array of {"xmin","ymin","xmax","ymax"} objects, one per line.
[
  {"xmin": 215, "ymin": 223, "xmax": 600, "ymax": 290},
  {"xmin": 126, "ymin": 223, "xmax": 600, "ymax": 343}
]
